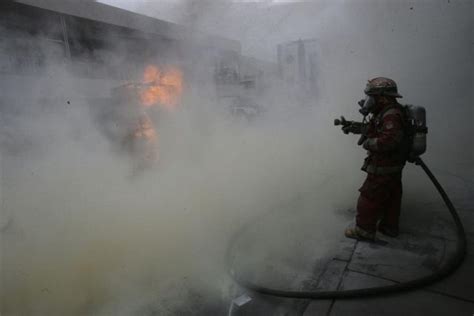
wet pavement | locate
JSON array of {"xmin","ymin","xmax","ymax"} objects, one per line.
[{"xmin": 229, "ymin": 165, "xmax": 474, "ymax": 316}]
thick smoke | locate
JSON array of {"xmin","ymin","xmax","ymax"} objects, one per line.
[
  {"xmin": 130, "ymin": 0, "xmax": 473, "ymax": 202},
  {"xmin": 131, "ymin": 0, "xmax": 473, "ymax": 162},
  {"xmin": 0, "ymin": 67, "xmax": 354, "ymax": 314},
  {"xmin": 0, "ymin": 25, "xmax": 354, "ymax": 316},
  {"xmin": 1, "ymin": 0, "xmax": 473, "ymax": 315}
]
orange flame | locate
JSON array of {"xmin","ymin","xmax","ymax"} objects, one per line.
[
  {"xmin": 134, "ymin": 115, "xmax": 157, "ymax": 141},
  {"xmin": 133, "ymin": 114, "xmax": 159, "ymax": 162},
  {"xmin": 139, "ymin": 65, "xmax": 183, "ymax": 110}
]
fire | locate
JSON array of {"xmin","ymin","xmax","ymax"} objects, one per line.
[
  {"xmin": 117, "ymin": 64, "xmax": 183, "ymax": 168},
  {"xmin": 139, "ymin": 65, "xmax": 183, "ymax": 110},
  {"xmin": 133, "ymin": 114, "xmax": 159, "ymax": 163},
  {"xmin": 134, "ymin": 114, "xmax": 157, "ymax": 141}
]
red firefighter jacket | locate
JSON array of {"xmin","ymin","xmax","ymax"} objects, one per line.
[{"xmin": 362, "ymin": 102, "xmax": 407, "ymax": 174}]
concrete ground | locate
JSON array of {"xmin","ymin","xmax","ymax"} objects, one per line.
[{"xmin": 229, "ymin": 165, "xmax": 474, "ymax": 316}]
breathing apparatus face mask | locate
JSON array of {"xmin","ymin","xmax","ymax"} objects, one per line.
[{"xmin": 359, "ymin": 95, "xmax": 376, "ymax": 116}]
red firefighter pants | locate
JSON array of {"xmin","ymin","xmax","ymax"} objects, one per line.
[{"xmin": 356, "ymin": 172, "xmax": 403, "ymax": 233}]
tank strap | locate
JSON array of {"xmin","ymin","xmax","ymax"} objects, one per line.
[
  {"xmin": 378, "ymin": 104, "xmax": 402, "ymax": 120},
  {"xmin": 382, "ymin": 107, "xmax": 402, "ymax": 117},
  {"xmin": 364, "ymin": 164, "xmax": 404, "ymax": 175}
]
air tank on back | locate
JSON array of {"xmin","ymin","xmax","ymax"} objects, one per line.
[{"xmin": 406, "ymin": 105, "xmax": 427, "ymax": 160}]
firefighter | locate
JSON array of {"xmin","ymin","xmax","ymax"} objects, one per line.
[{"xmin": 345, "ymin": 77, "xmax": 407, "ymax": 241}]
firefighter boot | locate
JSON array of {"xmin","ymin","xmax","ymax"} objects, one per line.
[{"xmin": 345, "ymin": 226, "xmax": 376, "ymax": 241}]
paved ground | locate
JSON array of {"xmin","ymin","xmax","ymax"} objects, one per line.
[{"xmin": 229, "ymin": 165, "xmax": 474, "ymax": 316}]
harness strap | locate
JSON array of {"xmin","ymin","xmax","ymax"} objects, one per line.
[{"xmin": 363, "ymin": 164, "xmax": 404, "ymax": 175}]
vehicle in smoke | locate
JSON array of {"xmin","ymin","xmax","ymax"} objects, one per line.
[{"xmin": 89, "ymin": 65, "xmax": 183, "ymax": 175}]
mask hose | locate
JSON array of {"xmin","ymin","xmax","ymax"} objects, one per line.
[{"xmin": 227, "ymin": 157, "xmax": 467, "ymax": 299}]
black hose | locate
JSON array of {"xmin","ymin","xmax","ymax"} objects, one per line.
[{"xmin": 227, "ymin": 157, "xmax": 467, "ymax": 299}]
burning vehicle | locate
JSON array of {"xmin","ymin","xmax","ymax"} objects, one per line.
[{"xmin": 92, "ymin": 65, "xmax": 183, "ymax": 174}]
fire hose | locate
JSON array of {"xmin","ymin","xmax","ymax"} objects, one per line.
[{"xmin": 226, "ymin": 157, "xmax": 467, "ymax": 299}]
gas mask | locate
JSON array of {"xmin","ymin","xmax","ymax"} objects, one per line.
[{"xmin": 358, "ymin": 96, "xmax": 376, "ymax": 116}]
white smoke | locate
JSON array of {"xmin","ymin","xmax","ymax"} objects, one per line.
[{"xmin": 1, "ymin": 0, "xmax": 473, "ymax": 314}]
